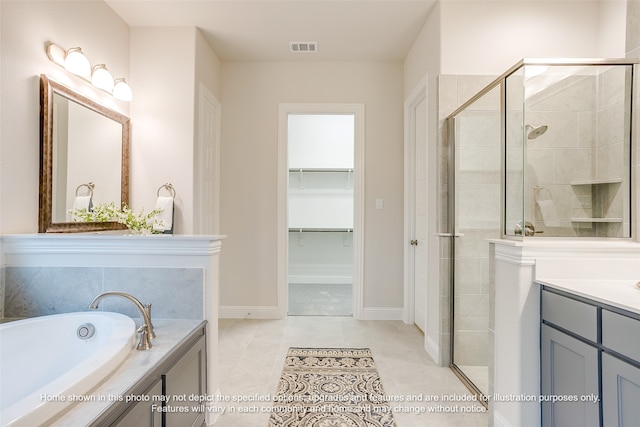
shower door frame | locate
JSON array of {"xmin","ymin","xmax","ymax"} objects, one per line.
[
  {"xmin": 445, "ymin": 73, "xmax": 506, "ymax": 407},
  {"xmin": 445, "ymin": 57, "xmax": 639, "ymax": 407}
]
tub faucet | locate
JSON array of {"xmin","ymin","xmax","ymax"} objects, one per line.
[{"xmin": 89, "ymin": 291, "xmax": 156, "ymax": 350}]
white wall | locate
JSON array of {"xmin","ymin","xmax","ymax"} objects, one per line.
[
  {"xmin": 0, "ymin": 0, "xmax": 130, "ymax": 234},
  {"xmin": 219, "ymin": 61, "xmax": 404, "ymax": 313}
]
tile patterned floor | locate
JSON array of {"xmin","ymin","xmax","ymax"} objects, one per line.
[
  {"xmin": 288, "ymin": 283, "xmax": 352, "ymax": 316},
  {"xmin": 215, "ymin": 316, "xmax": 489, "ymax": 426}
]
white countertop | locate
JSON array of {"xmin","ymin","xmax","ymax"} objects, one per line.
[
  {"xmin": 47, "ymin": 319, "xmax": 205, "ymax": 426},
  {"xmin": 537, "ymin": 278, "xmax": 640, "ymax": 315}
]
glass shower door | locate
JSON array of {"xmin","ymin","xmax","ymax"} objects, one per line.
[{"xmin": 450, "ymin": 83, "xmax": 502, "ymax": 400}]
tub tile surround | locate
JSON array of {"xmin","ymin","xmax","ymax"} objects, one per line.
[
  {"xmin": 3, "ymin": 266, "xmax": 204, "ymax": 320},
  {"xmin": 0, "ymin": 233, "xmax": 224, "ymax": 425}
]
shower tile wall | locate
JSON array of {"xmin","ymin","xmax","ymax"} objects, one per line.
[
  {"xmin": 522, "ymin": 68, "xmax": 630, "ymax": 238},
  {"xmin": 1, "ymin": 266, "xmax": 204, "ymax": 320}
]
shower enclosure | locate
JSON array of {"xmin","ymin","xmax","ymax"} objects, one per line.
[{"xmin": 446, "ymin": 59, "xmax": 637, "ymax": 400}]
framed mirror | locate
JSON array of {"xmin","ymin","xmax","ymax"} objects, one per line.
[{"xmin": 39, "ymin": 74, "xmax": 130, "ymax": 233}]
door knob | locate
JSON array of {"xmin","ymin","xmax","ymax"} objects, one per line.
[{"xmin": 410, "ymin": 240, "xmax": 418, "ymax": 246}]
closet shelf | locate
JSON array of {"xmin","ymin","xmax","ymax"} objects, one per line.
[
  {"xmin": 570, "ymin": 218, "xmax": 623, "ymax": 223},
  {"xmin": 570, "ymin": 178, "xmax": 623, "ymax": 186},
  {"xmin": 289, "ymin": 188, "xmax": 353, "ymax": 195},
  {"xmin": 288, "ymin": 227, "xmax": 353, "ymax": 232},
  {"xmin": 289, "ymin": 168, "xmax": 353, "ymax": 173}
]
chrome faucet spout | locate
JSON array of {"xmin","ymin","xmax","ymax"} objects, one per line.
[{"xmin": 89, "ymin": 291, "xmax": 155, "ymax": 350}]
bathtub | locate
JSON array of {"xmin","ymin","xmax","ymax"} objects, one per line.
[{"xmin": 0, "ymin": 312, "xmax": 137, "ymax": 427}]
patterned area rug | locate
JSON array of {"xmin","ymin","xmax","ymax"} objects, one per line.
[{"xmin": 268, "ymin": 348, "xmax": 396, "ymax": 427}]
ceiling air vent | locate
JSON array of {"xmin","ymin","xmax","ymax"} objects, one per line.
[{"xmin": 289, "ymin": 42, "xmax": 317, "ymax": 53}]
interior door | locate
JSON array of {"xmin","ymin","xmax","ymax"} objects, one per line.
[{"xmin": 413, "ymin": 97, "xmax": 428, "ymax": 331}]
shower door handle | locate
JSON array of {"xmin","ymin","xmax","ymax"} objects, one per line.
[{"xmin": 410, "ymin": 240, "xmax": 418, "ymax": 246}]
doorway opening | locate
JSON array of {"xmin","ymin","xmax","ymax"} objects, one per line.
[
  {"xmin": 287, "ymin": 114, "xmax": 354, "ymax": 315},
  {"xmin": 277, "ymin": 104, "xmax": 364, "ymax": 318}
]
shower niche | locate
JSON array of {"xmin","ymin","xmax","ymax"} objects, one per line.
[{"xmin": 504, "ymin": 60, "xmax": 635, "ymax": 239}]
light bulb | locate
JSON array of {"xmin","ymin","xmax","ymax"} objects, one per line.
[
  {"xmin": 113, "ymin": 78, "xmax": 133, "ymax": 101},
  {"xmin": 91, "ymin": 64, "xmax": 114, "ymax": 92},
  {"xmin": 64, "ymin": 47, "xmax": 91, "ymax": 78}
]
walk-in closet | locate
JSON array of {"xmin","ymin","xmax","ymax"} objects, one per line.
[{"xmin": 287, "ymin": 114, "xmax": 355, "ymax": 315}]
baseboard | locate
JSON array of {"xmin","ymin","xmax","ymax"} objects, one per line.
[
  {"xmin": 288, "ymin": 275, "xmax": 352, "ymax": 285},
  {"xmin": 219, "ymin": 306, "xmax": 404, "ymax": 320},
  {"xmin": 360, "ymin": 307, "xmax": 404, "ymax": 320},
  {"xmin": 425, "ymin": 334, "xmax": 440, "ymax": 364},
  {"xmin": 205, "ymin": 388, "xmax": 222, "ymax": 425},
  {"xmin": 493, "ymin": 409, "xmax": 513, "ymax": 427},
  {"xmin": 218, "ymin": 305, "xmax": 282, "ymax": 319}
]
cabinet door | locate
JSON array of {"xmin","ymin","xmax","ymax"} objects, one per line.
[
  {"xmin": 541, "ymin": 324, "xmax": 600, "ymax": 427},
  {"xmin": 112, "ymin": 380, "xmax": 163, "ymax": 427},
  {"xmin": 165, "ymin": 335, "xmax": 207, "ymax": 427},
  {"xmin": 602, "ymin": 352, "xmax": 640, "ymax": 427}
]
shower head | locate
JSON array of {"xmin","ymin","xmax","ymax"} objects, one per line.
[{"xmin": 525, "ymin": 123, "xmax": 548, "ymax": 140}]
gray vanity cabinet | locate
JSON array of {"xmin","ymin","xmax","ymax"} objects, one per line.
[
  {"xmin": 540, "ymin": 290, "xmax": 600, "ymax": 427},
  {"xmin": 113, "ymin": 380, "xmax": 163, "ymax": 427},
  {"xmin": 165, "ymin": 330, "xmax": 207, "ymax": 427},
  {"xmin": 540, "ymin": 287, "xmax": 640, "ymax": 427},
  {"xmin": 601, "ymin": 310, "xmax": 640, "ymax": 426},
  {"xmin": 98, "ymin": 324, "xmax": 207, "ymax": 427},
  {"xmin": 602, "ymin": 352, "xmax": 640, "ymax": 426}
]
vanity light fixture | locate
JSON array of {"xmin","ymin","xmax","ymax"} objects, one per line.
[
  {"xmin": 113, "ymin": 78, "xmax": 133, "ymax": 102},
  {"xmin": 45, "ymin": 42, "xmax": 132, "ymax": 102},
  {"xmin": 64, "ymin": 47, "xmax": 91, "ymax": 78},
  {"xmin": 91, "ymin": 64, "xmax": 115, "ymax": 92}
]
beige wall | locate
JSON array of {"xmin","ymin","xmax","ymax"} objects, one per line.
[
  {"xmin": 129, "ymin": 27, "xmax": 221, "ymax": 234},
  {"xmin": 219, "ymin": 61, "xmax": 404, "ymax": 312},
  {"xmin": 0, "ymin": 2, "xmax": 221, "ymax": 235},
  {"xmin": 403, "ymin": 2, "xmax": 444, "ymax": 362},
  {"xmin": 440, "ymin": 0, "xmax": 626, "ymax": 75},
  {"xmin": 0, "ymin": 0, "xmax": 130, "ymax": 233}
]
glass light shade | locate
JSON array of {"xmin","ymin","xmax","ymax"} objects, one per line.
[
  {"xmin": 91, "ymin": 64, "xmax": 114, "ymax": 92},
  {"xmin": 64, "ymin": 47, "xmax": 91, "ymax": 78},
  {"xmin": 113, "ymin": 78, "xmax": 133, "ymax": 101}
]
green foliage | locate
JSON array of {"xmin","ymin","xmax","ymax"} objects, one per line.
[{"xmin": 69, "ymin": 203, "xmax": 165, "ymax": 234}]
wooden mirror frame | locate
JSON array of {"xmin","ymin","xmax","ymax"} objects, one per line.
[{"xmin": 39, "ymin": 74, "xmax": 130, "ymax": 233}]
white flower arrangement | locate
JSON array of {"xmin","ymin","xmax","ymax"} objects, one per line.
[{"xmin": 69, "ymin": 202, "xmax": 164, "ymax": 234}]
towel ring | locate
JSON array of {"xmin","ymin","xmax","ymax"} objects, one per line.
[
  {"xmin": 75, "ymin": 182, "xmax": 95, "ymax": 197},
  {"xmin": 157, "ymin": 183, "xmax": 176, "ymax": 198}
]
